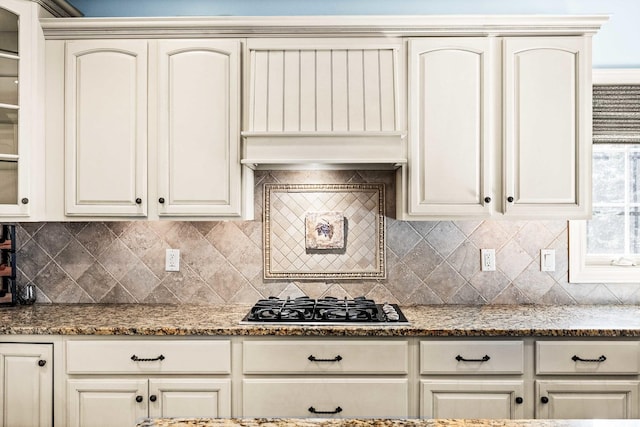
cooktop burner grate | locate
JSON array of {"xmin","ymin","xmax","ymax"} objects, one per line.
[{"xmin": 241, "ymin": 296, "xmax": 409, "ymax": 325}]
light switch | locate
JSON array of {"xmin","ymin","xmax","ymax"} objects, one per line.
[{"xmin": 541, "ymin": 249, "xmax": 555, "ymax": 272}]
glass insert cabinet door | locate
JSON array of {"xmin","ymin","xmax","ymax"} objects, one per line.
[{"xmin": 0, "ymin": 1, "xmax": 28, "ymax": 214}]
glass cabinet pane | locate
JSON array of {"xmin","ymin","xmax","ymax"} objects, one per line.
[
  {"xmin": 0, "ymin": 8, "xmax": 19, "ymax": 55},
  {"xmin": 0, "ymin": 107, "xmax": 17, "ymax": 155},
  {"xmin": 0, "ymin": 56, "xmax": 18, "ymax": 106},
  {"xmin": 0, "ymin": 160, "xmax": 17, "ymax": 204}
]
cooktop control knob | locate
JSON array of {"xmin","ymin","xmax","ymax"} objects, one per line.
[{"xmin": 382, "ymin": 302, "xmax": 400, "ymax": 321}]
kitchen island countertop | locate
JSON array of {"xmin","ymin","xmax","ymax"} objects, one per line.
[
  {"xmin": 1, "ymin": 303, "xmax": 640, "ymax": 337},
  {"xmin": 135, "ymin": 417, "xmax": 640, "ymax": 427}
]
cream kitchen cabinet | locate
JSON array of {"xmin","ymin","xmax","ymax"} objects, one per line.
[
  {"xmin": 405, "ymin": 36, "xmax": 591, "ymax": 219},
  {"xmin": 65, "ymin": 339, "xmax": 231, "ymax": 427},
  {"xmin": 535, "ymin": 341, "xmax": 640, "ymax": 419},
  {"xmin": 242, "ymin": 339, "xmax": 409, "ymax": 418},
  {"xmin": 419, "ymin": 340, "xmax": 526, "ymax": 419},
  {"xmin": 0, "ymin": 0, "xmax": 45, "ymax": 219},
  {"xmin": 0, "ymin": 343, "xmax": 53, "ymax": 427},
  {"xmin": 64, "ymin": 40, "xmax": 148, "ymax": 217},
  {"xmin": 53, "ymin": 38, "xmax": 243, "ymax": 219}
]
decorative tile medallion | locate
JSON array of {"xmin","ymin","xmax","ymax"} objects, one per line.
[
  {"xmin": 264, "ymin": 183, "xmax": 386, "ymax": 279},
  {"xmin": 305, "ymin": 211, "xmax": 345, "ymax": 250}
]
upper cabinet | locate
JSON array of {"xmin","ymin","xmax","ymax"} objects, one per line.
[
  {"xmin": 503, "ymin": 36, "xmax": 590, "ymax": 218},
  {"xmin": 65, "ymin": 40, "xmax": 148, "ymax": 217},
  {"xmin": 405, "ymin": 35, "xmax": 592, "ymax": 220},
  {"xmin": 0, "ymin": 0, "xmax": 39, "ymax": 218},
  {"xmin": 40, "ymin": 16, "xmax": 605, "ymax": 221},
  {"xmin": 58, "ymin": 38, "xmax": 243, "ymax": 219},
  {"xmin": 156, "ymin": 39, "xmax": 241, "ymax": 217}
]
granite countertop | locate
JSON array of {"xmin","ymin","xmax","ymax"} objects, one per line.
[
  {"xmin": 2, "ymin": 304, "xmax": 640, "ymax": 337},
  {"xmin": 135, "ymin": 418, "xmax": 640, "ymax": 427}
]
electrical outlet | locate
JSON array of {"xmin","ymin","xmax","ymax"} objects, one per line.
[
  {"xmin": 541, "ymin": 249, "xmax": 555, "ymax": 272},
  {"xmin": 481, "ymin": 249, "xmax": 496, "ymax": 272},
  {"xmin": 165, "ymin": 249, "xmax": 180, "ymax": 272}
]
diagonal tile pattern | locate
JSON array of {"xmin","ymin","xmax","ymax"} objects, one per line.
[{"xmin": 9, "ymin": 170, "xmax": 637, "ymax": 305}]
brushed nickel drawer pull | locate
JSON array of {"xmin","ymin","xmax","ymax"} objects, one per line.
[
  {"xmin": 455, "ymin": 354, "xmax": 490, "ymax": 362},
  {"xmin": 131, "ymin": 354, "xmax": 165, "ymax": 362},
  {"xmin": 572, "ymin": 355, "xmax": 606, "ymax": 363},
  {"xmin": 308, "ymin": 355, "xmax": 343, "ymax": 362},
  {"xmin": 308, "ymin": 406, "xmax": 342, "ymax": 414}
]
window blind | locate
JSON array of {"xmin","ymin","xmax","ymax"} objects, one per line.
[{"xmin": 593, "ymin": 84, "xmax": 640, "ymax": 144}]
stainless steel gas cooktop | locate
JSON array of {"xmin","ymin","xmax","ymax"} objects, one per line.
[{"xmin": 240, "ymin": 296, "xmax": 409, "ymax": 326}]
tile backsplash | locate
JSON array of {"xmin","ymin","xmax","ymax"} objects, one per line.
[{"xmin": 14, "ymin": 170, "xmax": 640, "ymax": 305}]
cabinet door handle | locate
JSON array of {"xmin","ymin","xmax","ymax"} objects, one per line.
[
  {"xmin": 515, "ymin": 397, "xmax": 523, "ymax": 404},
  {"xmin": 507, "ymin": 196, "xmax": 514, "ymax": 203},
  {"xmin": 131, "ymin": 354, "xmax": 165, "ymax": 362},
  {"xmin": 308, "ymin": 355, "xmax": 343, "ymax": 362},
  {"xmin": 572, "ymin": 355, "xmax": 606, "ymax": 363},
  {"xmin": 484, "ymin": 197, "xmax": 491, "ymax": 203},
  {"xmin": 455, "ymin": 354, "xmax": 490, "ymax": 362},
  {"xmin": 135, "ymin": 198, "xmax": 142, "ymax": 204},
  {"xmin": 540, "ymin": 396, "xmax": 549, "ymax": 404},
  {"xmin": 38, "ymin": 359, "xmax": 46, "ymax": 367},
  {"xmin": 149, "ymin": 395, "xmax": 157, "ymax": 402},
  {"xmin": 21, "ymin": 198, "xmax": 29, "ymax": 205},
  {"xmin": 135, "ymin": 395, "xmax": 143, "ymax": 403},
  {"xmin": 308, "ymin": 406, "xmax": 342, "ymax": 414},
  {"xmin": 158, "ymin": 198, "xmax": 165, "ymax": 204}
]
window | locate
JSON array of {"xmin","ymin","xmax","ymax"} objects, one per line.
[{"xmin": 569, "ymin": 69, "xmax": 640, "ymax": 282}]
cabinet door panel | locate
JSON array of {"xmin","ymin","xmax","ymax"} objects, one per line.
[
  {"xmin": 408, "ymin": 38, "xmax": 493, "ymax": 217},
  {"xmin": 65, "ymin": 40, "xmax": 147, "ymax": 216},
  {"xmin": 149, "ymin": 379, "xmax": 231, "ymax": 418},
  {"xmin": 156, "ymin": 40, "xmax": 241, "ymax": 216},
  {"xmin": 0, "ymin": 343, "xmax": 52, "ymax": 427},
  {"xmin": 537, "ymin": 380, "xmax": 639, "ymax": 419},
  {"xmin": 503, "ymin": 36, "xmax": 590, "ymax": 217},
  {"xmin": 67, "ymin": 379, "xmax": 147, "ymax": 427},
  {"xmin": 421, "ymin": 380, "xmax": 524, "ymax": 419}
]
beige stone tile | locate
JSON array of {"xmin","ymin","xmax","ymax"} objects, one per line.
[
  {"xmin": 468, "ymin": 221, "xmax": 511, "ymax": 250},
  {"xmin": 177, "ymin": 235, "xmax": 227, "ymax": 284},
  {"xmin": 322, "ymin": 283, "xmax": 351, "ymax": 299},
  {"xmin": 453, "ymin": 220, "xmax": 482, "ymax": 237},
  {"xmin": 513, "ymin": 263, "xmax": 557, "ymax": 303},
  {"xmin": 55, "ymin": 283, "xmax": 93, "ymax": 303},
  {"xmin": 77, "ymin": 262, "xmax": 117, "ymax": 302},
  {"xmin": 56, "ymin": 240, "xmax": 95, "ymax": 281},
  {"xmin": 190, "ymin": 221, "xmax": 219, "ymax": 237},
  {"xmin": 119, "ymin": 222, "xmax": 162, "ymax": 259},
  {"xmin": 424, "ymin": 262, "xmax": 465, "ymax": 302},
  {"xmin": 514, "ymin": 222, "xmax": 556, "ymax": 258},
  {"xmin": 450, "ymin": 283, "xmax": 487, "ymax": 304},
  {"xmin": 495, "ymin": 220, "xmax": 528, "ymax": 239},
  {"xmin": 490, "ymin": 284, "xmax": 532, "ymax": 304},
  {"xmin": 15, "ymin": 224, "xmax": 32, "ymax": 250},
  {"xmin": 97, "ymin": 239, "xmax": 138, "ymax": 281},
  {"xmin": 366, "ymin": 284, "xmax": 400, "ymax": 304},
  {"xmin": 183, "ymin": 283, "xmax": 225, "ymax": 304},
  {"xmin": 406, "ymin": 285, "xmax": 444, "ymax": 305},
  {"xmin": 542, "ymin": 220, "xmax": 569, "ymax": 238},
  {"xmin": 402, "ymin": 240, "xmax": 443, "ymax": 281},
  {"xmin": 140, "ymin": 239, "xmax": 171, "ymax": 281},
  {"xmin": 385, "ymin": 261, "xmax": 423, "ymax": 303},
  {"xmin": 77, "ymin": 223, "xmax": 116, "ymax": 256},
  {"xmin": 469, "ymin": 270, "xmax": 511, "ymax": 302},
  {"xmin": 33, "ymin": 262, "xmax": 81, "ymax": 303},
  {"xmin": 145, "ymin": 220, "xmax": 177, "ymax": 237},
  {"xmin": 205, "ymin": 261, "xmax": 249, "ymax": 301},
  {"xmin": 65, "ymin": 222, "xmax": 89, "ymax": 236},
  {"xmin": 104, "ymin": 221, "xmax": 131, "ymax": 237},
  {"xmin": 17, "ymin": 238, "xmax": 52, "ymax": 280},
  {"xmin": 229, "ymin": 284, "xmax": 264, "ymax": 304},
  {"xmin": 497, "ymin": 240, "xmax": 533, "ymax": 281},
  {"xmin": 32, "ymin": 223, "xmax": 73, "ymax": 258},
  {"xmin": 98, "ymin": 284, "xmax": 136, "ymax": 303},
  {"xmin": 296, "ymin": 282, "xmax": 332, "ymax": 299},
  {"xmin": 207, "ymin": 221, "xmax": 252, "ymax": 259},
  {"xmin": 447, "ymin": 241, "xmax": 480, "ymax": 281},
  {"xmin": 142, "ymin": 285, "xmax": 180, "ymax": 303},
  {"xmin": 277, "ymin": 283, "xmax": 306, "ymax": 299},
  {"xmin": 17, "ymin": 222, "xmax": 44, "ymax": 237},
  {"xmin": 163, "ymin": 221, "xmax": 202, "ymax": 250},
  {"xmin": 342, "ymin": 280, "xmax": 378, "ymax": 298},
  {"xmin": 159, "ymin": 265, "xmax": 206, "ymax": 302},
  {"xmin": 120, "ymin": 261, "xmax": 160, "ymax": 302},
  {"xmin": 407, "ymin": 221, "xmax": 437, "ymax": 238},
  {"xmin": 386, "ymin": 220, "xmax": 421, "ymax": 258},
  {"xmin": 540, "ymin": 284, "xmax": 577, "ymax": 305}
]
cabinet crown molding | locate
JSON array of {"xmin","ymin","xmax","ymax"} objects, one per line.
[{"xmin": 40, "ymin": 15, "xmax": 609, "ymax": 39}]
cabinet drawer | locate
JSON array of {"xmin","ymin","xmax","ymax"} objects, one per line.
[
  {"xmin": 536, "ymin": 341, "xmax": 639, "ymax": 375},
  {"xmin": 420, "ymin": 340, "xmax": 523, "ymax": 375},
  {"xmin": 243, "ymin": 379, "xmax": 408, "ymax": 418},
  {"xmin": 66, "ymin": 340, "xmax": 230, "ymax": 374},
  {"xmin": 243, "ymin": 340, "xmax": 408, "ymax": 374}
]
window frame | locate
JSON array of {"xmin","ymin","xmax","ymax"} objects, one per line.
[{"xmin": 569, "ymin": 68, "xmax": 640, "ymax": 283}]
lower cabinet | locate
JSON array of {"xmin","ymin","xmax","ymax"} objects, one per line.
[
  {"xmin": 242, "ymin": 338, "xmax": 410, "ymax": 418},
  {"xmin": 536, "ymin": 380, "xmax": 640, "ymax": 419},
  {"xmin": 421, "ymin": 380, "xmax": 525, "ymax": 419},
  {"xmin": 0, "ymin": 343, "xmax": 53, "ymax": 427},
  {"xmin": 67, "ymin": 378, "xmax": 230, "ymax": 427},
  {"xmin": 64, "ymin": 339, "xmax": 231, "ymax": 426},
  {"xmin": 419, "ymin": 339, "xmax": 526, "ymax": 419}
]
